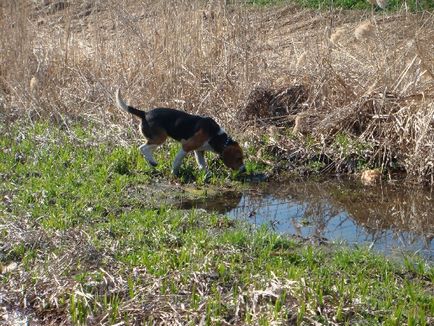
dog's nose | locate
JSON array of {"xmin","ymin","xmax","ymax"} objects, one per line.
[{"xmin": 238, "ymin": 165, "xmax": 246, "ymax": 173}]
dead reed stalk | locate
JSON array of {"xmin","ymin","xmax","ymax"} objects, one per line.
[{"xmin": 1, "ymin": 0, "xmax": 433, "ymax": 183}]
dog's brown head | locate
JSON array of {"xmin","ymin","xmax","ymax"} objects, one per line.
[{"xmin": 221, "ymin": 142, "xmax": 244, "ymax": 171}]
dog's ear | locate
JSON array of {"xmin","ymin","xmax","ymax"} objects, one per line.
[{"xmin": 221, "ymin": 143, "xmax": 244, "ymax": 170}]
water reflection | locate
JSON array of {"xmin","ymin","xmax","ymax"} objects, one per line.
[{"xmin": 224, "ymin": 181, "xmax": 433, "ymax": 260}]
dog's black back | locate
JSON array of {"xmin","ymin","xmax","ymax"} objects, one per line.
[{"xmin": 146, "ymin": 108, "xmax": 221, "ymax": 141}]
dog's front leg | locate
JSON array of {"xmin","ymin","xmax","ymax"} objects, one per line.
[
  {"xmin": 172, "ymin": 149, "xmax": 187, "ymax": 175},
  {"xmin": 194, "ymin": 151, "xmax": 208, "ymax": 171},
  {"xmin": 194, "ymin": 150, "xmax": 211, "ymax": 180}
]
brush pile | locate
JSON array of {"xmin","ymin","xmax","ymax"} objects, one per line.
[
  {"xmin": 241, "ymin": 84, "xmax": 308, "ymax": 123},
  {"xmin": 0, "ymin": 0, "xmax": 433, "ymax": 183}
]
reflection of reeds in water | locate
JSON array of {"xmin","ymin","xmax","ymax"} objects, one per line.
[
  {"xmin": 228, "ymin": 182, "xmax": 433, "ymax": 252},
  {"xmin": 338, "ymin": 186, "xmax": 434, "ymax": 234}
]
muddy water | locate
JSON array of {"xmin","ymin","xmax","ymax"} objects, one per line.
[{"xmin": 179, "ymin": 180, "xmax": 434, "ymax": 260}]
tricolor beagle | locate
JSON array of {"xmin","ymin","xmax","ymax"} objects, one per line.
[{"xmin": 115, "ymin": 89, "xmax": 245, "ymax": 176}]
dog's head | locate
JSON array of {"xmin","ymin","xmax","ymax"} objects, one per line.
[{"xmin": 221, "ymin": 142, "xmax": 244, "ymax": 172}]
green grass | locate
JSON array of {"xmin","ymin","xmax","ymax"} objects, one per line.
[
  {"xmin": 1, "ymin": 121, "xmax": 433, "ymax": 324},
  {"xmin": 247, "ymin": 0, "xmax": 434, "ymax": 10}
]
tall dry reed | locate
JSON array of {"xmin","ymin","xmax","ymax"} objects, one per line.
[
  {"xmin": 1, "ymin": 0, "xmax": 260, "ymax": 131},
  {"xmin": 1, "ymin": 0, "xmax": 433, "ymax": 183}
]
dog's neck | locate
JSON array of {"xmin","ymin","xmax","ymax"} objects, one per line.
[{"xmin": 209, "ymin": 132, "xmax": 235, "ymax": 154}]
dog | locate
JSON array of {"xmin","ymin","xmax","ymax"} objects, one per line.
[{"xmin": 115, "ymin": 88, "xmax": 245, "ymax": 176}]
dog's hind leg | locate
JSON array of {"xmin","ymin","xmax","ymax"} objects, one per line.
[
  {"xmin": 139, "ymin": 131, "xmax": 167, "ymax": 168},
  {"xmin": 139, "ymin": 143, "xmax": 158, "ymax": 167},
  {"xmin": 172, "ymin": 149, "xmax": 187, "ymax": 175}
]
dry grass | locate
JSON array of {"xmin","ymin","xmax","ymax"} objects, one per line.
[
  {"xmin": 1, "ymin": 0, "xmax": 433, "ymax": 183},
  {"xmin": 1, "ymin": 0, "xmax": 259, "ymax": 129},
  {"xmin": 354, "ymin": 20, "xmax": 375, "ymax": 40}
]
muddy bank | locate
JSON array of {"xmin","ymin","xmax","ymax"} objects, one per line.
[{"xmin": 239, "ymin": 82, "xmax": 434, "ymax": 185}]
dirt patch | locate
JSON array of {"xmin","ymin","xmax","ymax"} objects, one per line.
[{"xmin": 123, "ymin": 180, "xmax": 243, "ymax": 211}]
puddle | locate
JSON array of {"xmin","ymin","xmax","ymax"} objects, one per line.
[{"xmin": 178, "ymin": 180, "xmax": 434, "ymax": 261}]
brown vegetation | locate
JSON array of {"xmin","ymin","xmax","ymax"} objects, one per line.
[{"xmin": 1, "ymin": 1, "xmax": 433, "ymax": 184}]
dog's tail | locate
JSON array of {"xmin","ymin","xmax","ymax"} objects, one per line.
[{"xmin": 115, "ymin": 88, "xmax": 147, "ymax": 119}]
